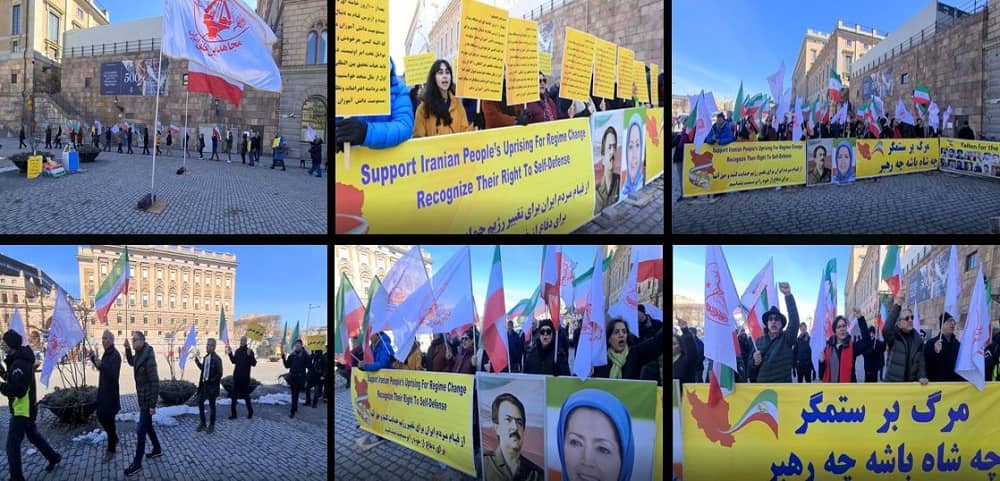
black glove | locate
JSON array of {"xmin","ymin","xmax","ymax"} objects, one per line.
[
  {"xmin": 336, "ymin": 142, "xmax": 345, "ymax": 153},
  {"xmin": 515, "ymin": 110, "xmax": 532, "ymax": 126},
  {"xmin": 335, "ymin": 118, "xmax": 367, "ymax": 145}
]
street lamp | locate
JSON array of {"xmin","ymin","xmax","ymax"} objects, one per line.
[{"xmin": 306, "ymin": 304, "xmax": 320, "ymax": 332}]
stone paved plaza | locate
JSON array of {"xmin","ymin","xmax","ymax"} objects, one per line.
[
  {"xmin": 571, "ymin": 175, "xmax": 665, "ymax": 235},
  {"xmin": 0, "ymin": 135, "xmax": 328, "ymax": 234}
]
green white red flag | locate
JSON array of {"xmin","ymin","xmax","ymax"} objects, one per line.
[
  {"xmin": 94, "ymin": 246, "xmax": 130, "ymax": 324},
  {"xmin": 829, "ymin": 68, "xmax": 842, "ymax": 102},
  {"xmin": 882, "ymin": 245, "xmax": 902, "ymax": 297}
]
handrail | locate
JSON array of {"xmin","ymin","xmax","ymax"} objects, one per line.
[
  {"xmin": 521, "ymin": 0, "xmax": 578, "ymax": 20},
  {"xmin": 63, "ymin": 38, "xmax": 160, "ymax": 59}
]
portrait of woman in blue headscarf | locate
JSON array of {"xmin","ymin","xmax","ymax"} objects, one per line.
[
  {"xmin": 620, "ymin": 114, "xmax": 645, "ymax": 197},
  {"xmin": 557, "ymin": 389, "xmax": 634, "ymax": 481},
  {"xmin": 832, "ymin": 141, "xmax": 856, "ymax": 183}
]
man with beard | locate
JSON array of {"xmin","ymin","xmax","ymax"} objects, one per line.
[{"xmin": 484, "ymin": 393, "xmax": 543, "ymax": 481}]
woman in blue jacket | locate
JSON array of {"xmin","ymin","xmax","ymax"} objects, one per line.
[{"xmin": 335, "ymin": 58, "xmax": 414, "ymax": 150}]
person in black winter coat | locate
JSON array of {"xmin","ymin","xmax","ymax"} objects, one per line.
[
  {"xmin": 89, "ymin": 330, "xmax": 121, "ymax": 461},
  {"xmin": 924, "ymin": 312, "xmax": 963, "ymax": 382},
  {"xmin": 45, "ymin": 125, "xmax": 52, "ymax": 148},
  {"xmin": 673, "ymin": 319, "xmax": 700, "ymax": 387},
  {"xmin": 193, "ymin": 339, "xmax": 223, "ymax": 433},
  {"xmin": 506, "ymin": 320, "xmax": 524, "ymax": 372},
  {"xmin": 307, "ymin": 137, "xmax": 324, "ymax": 177},
  {"xmin": 306, "ymin": 349, "xmax": 325, "ymax": 408},
  {"xmin": 863, "ymin": 326, "xmax": 886, "ymax": 382},
  {"xmin": 522, "ymin": 319, "xmax": 569, "ymax": 376},
  {"xmin": 736, "ymin": 328, "xmax": 754, "ymax": 382},
  {"xmin": 0, "ymin": 330, "xmax": 61, "ymax": 479},
  {"xmin": 226, "ymin": 336, "xmax": 257, "ymax": 419},
  {"xmin": 637, "ymin": 304, "xmax": 663, "ymax": 343},
  {"xmin": 792, "ymin": 322, "xmax": 815, "ymax": 383},
  {"xmin": 282, "ymin": 340, "xmax": 309, "ymax": 418}
]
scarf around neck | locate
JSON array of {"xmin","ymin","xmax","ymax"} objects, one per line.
[{"xmin": 608, "ymin": 346, "xmax": 629, "ymax": 379}]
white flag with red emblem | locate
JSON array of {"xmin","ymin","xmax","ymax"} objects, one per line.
[
  {"xmin": 162, "ymin": 0, "xmax": 281, "ymax": 92},
  {"xmin": 41, "ymin": 288, "xmax": 85, "ymax": 387},
  {"xmin": 572, "ymin": 246, "xmax": 607, "ymax": 380},
  {"xmin": 188, "ymin": 61, "xmax": 244, "ymax": 107}
]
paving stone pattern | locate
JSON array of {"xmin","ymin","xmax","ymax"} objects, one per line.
[{"xmin": 572, "ymin": 176, "xmax": 665, "ymax": 234}]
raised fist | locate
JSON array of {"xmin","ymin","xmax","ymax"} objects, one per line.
[{"xmin": 778, "ymin": 282, "xmax": 791, "ymax": 295}]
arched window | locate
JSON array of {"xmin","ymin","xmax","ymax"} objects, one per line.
[
  {"xmin": 306, "ymin": 31, "xmax": 317, "ymax": 64},
  {"xmin": 319, "ymin": 30, "xmax": 327, "ymax": 64},
  {"xmin": 301, "ymin": 96, "xmax": 327, "ymax": 142}
]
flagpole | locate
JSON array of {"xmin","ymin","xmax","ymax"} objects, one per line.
[
  {"xmin": 183, "ymin": 86, "xmax": 189, "ymax": 170},
  {"xmin": 145, "ymin": 31, "xmax": 165, "ymax": 209}
]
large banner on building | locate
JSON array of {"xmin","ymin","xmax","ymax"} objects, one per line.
[
  {"xmin": 682, "ymin": 141, "xmax": 807, "ymax": 196},
  {"xmin": 681, "ymin": 383, "xmax": 1000, "ymax": 481},
  {"xmin": 940, "ymin": 138, "xmax": 1000, "ymax": 178},
  {"xmin": 907, "ymin": 248, "xmax": 949, "ymax": 305},
  {"xmin": 861, "ymin": 65, "xmax": 893, "ymax": 101},
  {"xmin": 351, "ymin": 369, "xmax": 476, "ymax": 476},
  {"xmin": 856, "ymin": 138, "xmax": 939, "ymax": 178},
  {"xmin": 100, "ymin": 58, "xmax": 170, "ymax": 96}
]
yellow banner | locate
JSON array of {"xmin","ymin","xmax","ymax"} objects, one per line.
[
  {"xmin": 306, "ymin": 335, "xmax": 325, "ymax": 352},
  {"xmin": 940, "ymin": 137, "xmax": 1000, "ymax": 178},
  {"xmin": 456, "ymin": 0, "xmax": 508, "ymax": 100},
  {"xmin": 244, "ymin": 322, "xmax": 265, "ymax": 341},
  {"xmin": 682, "ymin": 141, "xmax": 806, "ymax": 196},
  {"xmin": 335, "ymin": 117, "xmax": 594, "ymax": 234},
  {"xmin": 650, "ymin": 64, "xmax": 659, "ymax": 107},
  {"xmin": 27, "ymin": 155, "xmax": 42, "ymax": 179},
  {"xmin": 334, "ymin": 0, "xmax": 390, "ymax": 116},
  {"xmin": 403, "ymin": 52, "xmax": 437, "ymax": 87},
  {"xmin": 592, "ymin": 37, "xmax": 617, "ymax": 99},
  {"xmin": 856, "ymin": 138, "xmax": 939, "ymax": 178},
  {"xmin": 617, "ymin": 47, "xmax": 634, "ymax": 99},
  {"xmin": 655, "ymin": 387, "xmax": 664, "ymax": 481},
  {"xmin": 505, "ymin": 17, "xmax": 540, "ymax": 105},
  {"xmin": 351, "ymin": 369, "xmax": 475, "ymax": 476},
  {"xmin": 646, "ymin": 107, "xmax": 665, "ymax": 179},
  {"xmin": 539, "ymin": 51, "xmax": 552, "ymax": 75},
  {"xmin": 681, "ymin": 383, "xmax": 1000, "ymax": 481},
  {"xmin": 559, "ymin": 27, "xmax": 596, "ymax": 102},
  {"xmin": 633, "ymin": 60, "xmax": 650, "ymax": 104}
]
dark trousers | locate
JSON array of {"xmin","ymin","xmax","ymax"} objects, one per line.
[
  {"xmin": 306, "ymin": 379, "xmax": 322, "ymax": 407},
  {"xmin": 132, "ymin": 409, "xmax": 161, "ymax": 467},
  {"xmin": 142, "ymin": 144, "xmax": 150, "ymax": 155},
  {"xmin": 199, "ymin": 395, "xmax": 217, "ymax": 425},
  {"xmin": 241, "ymin": 152, "xmax": 246, "ymax": 164},
  {"xmin": 127, "ymin": 140, "xmax": 133, "ymax": 154},
  {"xmin": 117, "ymin": 142, "xmax": 123, "ymax": 153},
  {"xmin": 105, "ymin": 140, "xmax": 111, "ymax": 151},
  {"xmin": 18, "ymin": 138, "xmax": 25, "ymax": 148},
  {"xmin": 865, "ymin": 368, "xmax": 883, "ymax": 382},
  {"xmin": 308, "ymin": 160, "xmax": 323, "ymax": 176},
  {"xmin": 45, "ymin": 138, "xmax": 51, "ymax": 148},
  {"xmin": 290, "ymin": 383, "xmax": 302, "ymax": 414},
  {"xmin": 210, "ymin": 148, "xmax": 219, "ymax": 160},
  {"xmin": 98, "ymin": 413, "xmax": 118, "ymax": 452},
  {"xmin": 796, "ymin": 368, "xmax": 813, "ymax": 383},
  {"xmin": 7, "ymin": 416, "xmax": 58, "ymax": 481},
  {"xmin": 230, "ymin": 389, "xmax": 253, "ymax": 417}
]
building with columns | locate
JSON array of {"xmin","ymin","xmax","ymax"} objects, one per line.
[
  {"xmin": 76, "ymin": 245, "xmax": 237, "ymax": 355},
  {"xmin": 0, "ymin": 253, "xmax": 58, "ymax": 348}
]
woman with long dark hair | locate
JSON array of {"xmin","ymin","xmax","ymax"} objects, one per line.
[{"xmin": 412, "ymin": 59, "xmax": 471, "ymax": 137}]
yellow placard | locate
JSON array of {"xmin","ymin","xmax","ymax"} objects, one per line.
[
  {"xmin": 855, "ymin": 138, "xmax": 939, "ymax": 178},
  {"xmin": 592, "ymin": 37, "xmax": 617, "ymax": 99},
  {"xmin": 504, "ymin": 17, "xmax": 540, "ymax": 106},
  {"xmin": 335, "ymin": 117, "xmax": 594, "ymax": 234},
  {"xmin": 538, "ymin": 51, "xmax": 552, "ymax": 75},
  {"xmin": 351, "ymin": 369, "xmax": 475, "ymax": 476},
  {"xmin": 633, "ymin": 60, "xmax": 650, "ymax": 104},
  {"xmin": 334, "ymin": 0, "xmax": 390, "ymax": 116},
  {"xmin": 559, "ymin": 27, "xmax": 596, "ymax": 102},
  {"xmin": 939, "ymin": 137, "xmax": 1000, "ymax": 177},
  {"xmin": 403, "ymin": 52, "xmax": 438, "ymax": 87},
  {"xmin": 616, "ymin": 47, "xmax": 634, "ymax": 100},
  {"xmin": 682, "ymin": 383, "xmax": 1000, "ymax": 481},
  {"xmin": 650, "ymin": 64, "xmax": 659, "ymax": 107},
  {"xmin": 655, "ymin": 387, "xmax": 663, "ymax": 481},
  {"xmin": 245, "ymin": 322, "xmax": 266, "ymax": 341},
  {"xmin": 646, "ymin": 107, "xmax": 665, "ymax": 179},
  {"xmin": 682, "ymin": 141, "xmax": 806, "ymax": 196},
  {"xmin": 306, "ymin": 335, "xmax": 325, "ymax": 352},
  {"xmin": 456, "ymin": 0, "xmax": 508, "ymax": 100},
  {"xmin": 27, "ymin": 155, "xmax": 42, "ymax": 179}
]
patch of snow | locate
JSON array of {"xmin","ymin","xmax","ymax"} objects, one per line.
[
  {"xmin": 255, "ymin": 393, "xmax": 291, "ymax": 405},
  {"xmin": 26, "ymin": 448, "xmax": 36, "ymax": 455},
  {"xmin": 71, "ymin": 429, "xmax": 107, "ymax": 445},
  {"xmin": 115, "ymin": 405, "xmax": 200, "ymax": 426}
]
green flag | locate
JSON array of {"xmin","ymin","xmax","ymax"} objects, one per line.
[
  {"xmin": 286, "ymin": 321, "xmax": 300, "ymax": 353},
  {"xmin": 361, "ymin": 276, "xmax": 383, "ymax": 365},
  {"xmin": 733, "ymin": 81, "xmax": 744, "ymax": 125},
  {"xmin": 280, "ymin": 321, "xmax": 287, "ymax": 354}
]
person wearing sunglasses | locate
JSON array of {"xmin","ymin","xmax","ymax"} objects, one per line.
[
  {"xmin": 523, "ymin": 320, "xmax": 569, "ymax": 376},
  {"xmin": 445, "ymin": 329, "xmax": 477, "ymax": 374},
  {"xmin": 516, "ymin": 72, "xmax": 564, "ymax": 126},
  {"xmin": 882, "ymin": 295, "xmax": 928, "ymax": 385}
]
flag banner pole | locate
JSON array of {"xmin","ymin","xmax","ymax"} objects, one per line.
[
  {"xmin": 182, "ymin": 87, "xmax": 189, "ymax": 171},
  {"xmin": 142, "ymin": 39, "xmax": 165, "ymax": 210}
]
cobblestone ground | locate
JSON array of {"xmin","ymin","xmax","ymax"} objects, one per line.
[
  {"xmin": 670, "ymin": 147, "xmax": 1000, "ymax": 234},
  {"xmin": 571, "ymin": 175, "xmax": 664, "ymax": 234},
  {"xmin": 0, "ymin": 135, "xmax": 328, "ymax": 234},
  {"xmin": 333, "ymin": 374, "xmax": 475, "ymax": 481},
  {"xmin": 0, "ymin": 385, "xmax": 327, "ymax": 481}
]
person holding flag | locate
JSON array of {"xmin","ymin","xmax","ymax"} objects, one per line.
[
  {"xmin": 227, "ymin": 336, "xmax": 256, "ymax": 420},
  {"xmin": 924, "ymin": 312, "xmax": 962, "ymax": 382},
  {"xmin": 89, "ymin": 329, "xmax": 122, "ymax": 463},
  {"xmin": 750, "ymin": 282, "xmax": 801, "ymax": 383},
  {"xmin": 882, "ymin": 295, "xmax": 928, "ymax": 384},
  {"xmin": 522, "ymin": 320, "xmax": 568, "ymax": 376},
  {"xmin": 281, "ymin": 339, "xmax": 309, "ymax": 418},
  {"xmin": 193, "ymin": 338, "xmax": 223, "ymax": 434}
]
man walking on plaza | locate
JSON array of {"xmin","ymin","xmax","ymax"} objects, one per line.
[
  {"xmin": 18, "ymin": 126, "xmax": 26, "ymax": 149},
  {"xmin": 142, "ymin": 128, "xmax": 150, "ymax": 155},
  {"xmin": 194, "ymin": 339, "xmax": 223, "ymax": 434},
  {"xmin": 308, "ymin": 137, "xmax": 324, "ymax": 177},
  {"xmin": 271, "ymin": 134, "xmax": 287, "ymax": 170},
  {"xmin": 750, "ymin": 282, "xmax": 801, "ymax": 382},
  {"xmin": 227, "ymin": 336, "xmax": 256, "ymax": 420},
  {"xmin": 226, "ymin": 130, "xmax": 233, "ymax": 162},
  {"xmin": 89, "ymin": 330, "xmax": 121, "ymax": 463},
  {"xmin": 198, "ymin": 132, "xmax": 205, "ymax": 159},
  {"xmin": 210, "ymin": 131, "xmax": 220, "ymax": 161},
  {"xmin": 306, "ymin": 348, "xmax": 325, "ymax": 408},
  {"xmin": 124, "ymin": 331, "xmax": 162, "ymax": 477},
  {"xmin": 45, "ymin": 124, "xmax": 52, "ymax": 148},
  {"xmin": 126, "ymin": 127, "xmax": 134, "ymax": 154},
  {"xmin": 105, "ymin": 127, "xmax": 112, "ymax": 152},
  {"xmin": 282, "ymin": 339, "xmax": 309, "ymax": 418},
  {"xmin": 1, "ymin": 330, "xmax": 62, "ymax": 481}
]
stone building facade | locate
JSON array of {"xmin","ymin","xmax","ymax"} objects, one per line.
[
  {"xmin": 902, "ymin": 245, "xmax": 999, "ymax": 336},
  {"xmin": 792, "ymin": 29, "xmax": 829, "ymax": 103},
  {"xmin": 796, "ymin": 21, "xmax": 883, "ymax": 104},
  {"xmin": 0, "ymin": 272, "xmax": 57, "ymax": 348},
  {"xmin": 76, "ymin": 245, "xmax": 237, "ymax": 356}
]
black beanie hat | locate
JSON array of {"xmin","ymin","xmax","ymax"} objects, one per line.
[
  {"xmin": 2, "ymin": 330, "xmax": 21, "ymax": 350},
  {"xmin": 638, "ymin": 304, "xmax": 646, "ymax": 314},
  {"xmin": 761, "ymin": 306, "xmax": 787, "ymax": 328},
  {"xmin": 939, "ymin": 312, "xmax": 955, "ymax": 329}
]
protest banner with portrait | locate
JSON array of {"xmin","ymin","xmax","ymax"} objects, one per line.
[
  {"xmin": 351, "ymin": 369, "xmax": 476, "ymax": 476},
  {"xmin": 476, "ymin": 373, "xmax": 547, "ymax": 481},
  {"xmin": 334, "ymin": 0, "xmax": 390, "ymax": 116},
  {"xmin": 590, "ymin": 110, "xmax": 625, "ymax": 216},
  {"xmin": 940, "ymin": 138, "xmax": 1000, "ymax": 178},
  {"xmin": 805, "ymin": 138, "xmax": 833, "ymax": 186},
  {"xmin": 855, "ymin": 138, "xmax": 939, "ymax": 178},
  {"xmin": 545, "ymin": 377, "xmax": 658, "ymax": 481},
  {"xmin": 827, "ymin": 138, "xmax": 857, "ymax": 184},
  {"xmin": 681, "ymin": 383, "xmax": 1000, "ymax": 481},
  {"xmin": 682, "ymin": 141, "xmax": 807, "ymax": 196},
  {"xmin": 621, "ymin": 108, "xmax": 649, "ymax": 198},
  {"xmin": 644, "ymin": 107, "xmax": 665, "ymax": 181},
  {"xmin": 655, "ymin": 387, "xmax": 664, "ymax": 481}
]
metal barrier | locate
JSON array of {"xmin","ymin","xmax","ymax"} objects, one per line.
[{"xmin": 63, "ymin": 38, "xmax": 160, "ymax": 59}]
